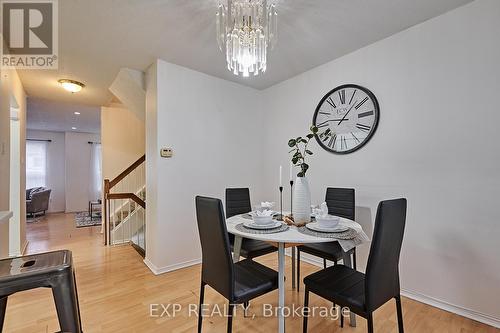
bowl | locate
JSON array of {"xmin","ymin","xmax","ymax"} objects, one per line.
[
  {"xmin": 315, "ymin": 215, "xmax": 340, "ymax": 228},
  {"xmin": 252, "ymin": 215, "xmax": 274, "ymax": 225}
]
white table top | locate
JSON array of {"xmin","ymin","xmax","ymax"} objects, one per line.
[
  {"xmin": 0, "ymin": 211, "xmax": 13, "ymax": 224},
  {"xmin": 226, "ymin": 214, "xmax": 362, "ymax": 244}
]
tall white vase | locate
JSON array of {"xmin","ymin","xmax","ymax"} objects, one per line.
[{"xmin": 293, "ymin": 177, "xmax": 311, "ymax": 223}]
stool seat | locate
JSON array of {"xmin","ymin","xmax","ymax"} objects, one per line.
[{"xmin": 0, "ymin": 250, "xmax": 82, "ymax": 333}]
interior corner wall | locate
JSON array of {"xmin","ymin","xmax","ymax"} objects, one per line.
[
  {"xmin": 101, "ymin": 104, "xmax": 145, "ymax": 181},
  {"xmin": 260, "ymin": 0, "xmax": 500, "ymax": 324},
  {"xmin": 145, "ymin": 59, "xmax": 266, "ymax": 273},
  {"xmin": 26, "ymin": 130, "xmax": 66, "ymax": 213},
  {"xmin": 0, "ymin": 61, "xmax": 27, "ymax": 258},
  {"xmin": 64, "ymin": 131, "xmax": 101, "ymax": 212}
]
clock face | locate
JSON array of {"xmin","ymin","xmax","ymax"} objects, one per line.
[{"xmin": 312, "ymin": 84, "xmax": 380, "ymax": 154}]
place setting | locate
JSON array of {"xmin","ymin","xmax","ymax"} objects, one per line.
[{"xmin": 236, "ymin": 202, "xmax": 290, "ymax": 234}]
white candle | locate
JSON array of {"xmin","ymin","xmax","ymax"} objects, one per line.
[
  {"xmin": 279, "ymin": 165, "xmax": 282, "ymax": 186},
  {"xmin": 289, "ymin": 163, "xmax": 293, "ymax": 181}
]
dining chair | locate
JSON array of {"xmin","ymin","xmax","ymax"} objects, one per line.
[
  {"xmin": 302, "ymin": 198, "xmax": 407, "ymax": 333},
  {"xmin": 225, "ymin": 188, "xmax": 277, "ymax": 259},
  {"xmin": 296, "ymin": 188, "xmax": 356, "ymax": 291},
  {"xmin": 195, "ymin": 196, "xmax": 279, "ymax": 333}
]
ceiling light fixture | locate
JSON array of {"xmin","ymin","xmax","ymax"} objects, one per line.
[
  {"xmin": 71, "ymin": 127, "xmax": 77, "ymax": 130},
  {"xmin": 58, "ymin": 79, "xmax": 85, "ymax": 93},
  {"xmin": 216, "ymin": 0, "xmax": 277, "ymax": 77},
  {"xmin": 74, "ymin": 111, "xmax": 81, "ymax": 115}
]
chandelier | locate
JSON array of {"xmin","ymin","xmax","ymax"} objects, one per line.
[{"xmin": 216, "ymin": 0, "xmax": 277, "ymax": 77}]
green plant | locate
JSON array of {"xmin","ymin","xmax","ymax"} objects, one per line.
[{"xmin": 288, "ymin": 125, "xmax": 327, "ymax": 177}]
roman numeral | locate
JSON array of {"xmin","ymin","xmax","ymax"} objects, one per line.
[
  {"xmin": 328, "ymin": 134, "xmax": 337, "ymax": 148},
  {"xmin": 355, "ymin": 97, "xmax": 369, "ymax": 110},
  {"xmin": 319, "ymin": 112, "xmax": 331, "ymax": 115},
  {"xmin": 339, "ymin": 89, "xmax": 346, "ymax": 104},
  {"xmin": 356, "ymin": 123, "xmax": 371, "ymax": 132},
  {"xmin": 326, "ymin": 97, "xmax": 336, "ymax": 109},
  {"xmin": 358, "ymin": 110, "xmax": 374, "ymax": 118},
  {"xmin": 351, "ymin": 132, "xmax": 360, "ymax": 143},
  {"xmin": 316, "ymin": 120, "xmax": 330, "ymax": 128},
  {"xmin": 349, "ymin": 89, "xmax": 357, "ymax": 105},
  {"xmin": 340, "ymin": 135, "xmax": 347, "ymax": 150}
]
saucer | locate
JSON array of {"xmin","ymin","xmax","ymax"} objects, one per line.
[
  {"xmin": 243, "ymin": 220, "xmax": 282, "ymax": 230},
  {"xmin": 306, "ymin": 222, "xmax": 349, "ymax": 233}
]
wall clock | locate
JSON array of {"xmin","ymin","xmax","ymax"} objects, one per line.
[{"xmin": 312, "ymin": 84, "xmax": 380, "ymax": 154}]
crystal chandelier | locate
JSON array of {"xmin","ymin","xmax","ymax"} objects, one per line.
[{"xmin": 216, "ymin": 0, "xmax": 277, "ymax": 77}]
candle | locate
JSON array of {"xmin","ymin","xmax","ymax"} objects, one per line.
[
  {"xmin": 289, "ymin": 163, "xmax": 293, "ymax": 181},
  {"xmin": 279, "ymin": 165, "xmax": 282, "ymax": 186}
]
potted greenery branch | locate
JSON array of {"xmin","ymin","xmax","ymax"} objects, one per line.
[{"xmin": 287, "ymin": 125, "xmax": 323, "ymax": 223}]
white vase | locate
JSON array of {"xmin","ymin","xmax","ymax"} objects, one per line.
[{"xmin": 293, "ymin": 177, "xmax": 311, "ymax": 223}]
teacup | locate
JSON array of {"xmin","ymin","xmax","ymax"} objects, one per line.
[
  {"xmin": 315, "ymin": 215, "xmax": 340, "ymax": 228},
  {"xmin": 252, "ymin": 215, "xmax": 274, "ymax": 225}
]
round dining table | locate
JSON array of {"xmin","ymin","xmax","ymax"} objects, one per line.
[{"xmin": 226, "ymin": 214, "xmax": 360, "ymax": 333}]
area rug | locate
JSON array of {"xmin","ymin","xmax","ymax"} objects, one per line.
[
  {"xmin": 26, "ymin": 215, "xmax": 44, "ymax": 223},
  {"xmin": 75, "ymin": 211, "xmax": 102, "ymax": 228}
]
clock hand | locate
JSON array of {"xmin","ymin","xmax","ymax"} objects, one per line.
[{"xmin": 337, "ymin": 102, "xmax": 356, "ymax": 125}]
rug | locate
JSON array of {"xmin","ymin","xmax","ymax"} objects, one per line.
[
  {"xmin": 75, "ymin": 211, "xmax": 102, "ymax": 228},
  {"xmin": 26, "ymin": 215, "xmax": 44, "ymax": 223}
]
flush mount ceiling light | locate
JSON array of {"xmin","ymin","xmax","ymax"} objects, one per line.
[
  {"xmin": 74, "ymin": 112, "xmax": 81, "ymax": 115},
  {"xmin": 71, "ymin": 127, "xmax": 77, "ymax": 130},
  {"xmin": 216, "ymin": 0, "xmax": 277, "ymax": 77},
  {"xmin": 58, "ymin": 79, "xmax": 85, "ymax": 93}
]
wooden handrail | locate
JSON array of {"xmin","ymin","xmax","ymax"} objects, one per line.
[
  {"xmin": 108, "ymin": 154, "xmax": 145, "ymax": 189},
  {"xmin": 107, "ymin": 193, "xmax": 145, "ymax": 209}
]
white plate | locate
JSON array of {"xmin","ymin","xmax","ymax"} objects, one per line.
[
  {"xmin": 306, "ymin": 222, "xmax": 349, "ymax": 233},
  {"xmin": 244, "ymin": 220, "xmax": 283, "ymax": 230}
]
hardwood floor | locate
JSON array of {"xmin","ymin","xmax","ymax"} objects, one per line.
[{"xmin": 3, "ymin": 213, "xmax": 497, "ymax": 332}]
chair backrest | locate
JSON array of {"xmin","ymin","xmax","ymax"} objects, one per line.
[
  {"xmin": 225, "ymin": 188, "xmax": 252, "ymax": 218},
  {"xmin": 365, "ymin": 198, "xmax": 407, "ymax": 311},
  {"xmin": 195, "ymin": 196, "xmax": 234, "ymax": 300},
  {"xmin": 325, "ymin": 188, "xmax": 355, "ymax": 220}
]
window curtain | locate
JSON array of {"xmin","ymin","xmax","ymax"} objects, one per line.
[
  {"xmin": 26, "ymin": 141, "xmax": 47, "ymax": 189},
  {"xmin": 89, "ymin": 143, "xmax": 102, "ymax": 201}
]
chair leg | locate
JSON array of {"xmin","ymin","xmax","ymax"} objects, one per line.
[
  {"xmin": 227, "ymin": 303, "xmax": 235, "ymax": 333},
  {"xmin": 367, "ymin": 313, "xmax": 374, "ymax": 333},
  {"xmin": 303, "ymin": 288, "xmax": 309, "ymax": 333},
  {"xmin": 353, "ymin": 248, "xmax": 357, "ymax": 270},
  {"xmin": 0, "ymin": 296, "xmax": 8, "ymax": 332},
  {"xmin": 198, "ymin": 282, "xmax": 206, "ymax": 333},
  {"xmin": 51, "ymin": 271, "xmax": 82, "ymax": 333},
  {"xmin": 340, "ymin": 308, "xmax": 344, "ymax": 328},
  {"xmin": 323, "ymin": 258, "xmax": 327, "ymax": 269},
  {"xmin": 395, "ymin": 296, "xmax": 404, "ymax": 333},
  {"xmin": 297, "ymin": 249, "xmax": 301, "ymax": 292}
]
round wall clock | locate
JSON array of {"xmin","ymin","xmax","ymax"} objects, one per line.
[{"xmin": 312, "ymin": 84, "xmax": 380, "ymax": 154}]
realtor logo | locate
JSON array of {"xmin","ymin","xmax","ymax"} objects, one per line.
[{"xmin": 1, "ymin": 0, "xmax": 58, "ymax": 69}]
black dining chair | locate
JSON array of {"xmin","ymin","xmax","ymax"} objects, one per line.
[
  {"xmin": 225, "ymin": 188, "xmax": 277, "ymax": 259},
  {"xmin": 296, "ymin": 188, "xmax": 356, "ymax": 291},
  {"xmin": 303, "ymin": 198, "xmax": 407, "ymax": 333},
  {"xmin": 195, "ymin": 196, "xmax": 279, "ymax": 333}
]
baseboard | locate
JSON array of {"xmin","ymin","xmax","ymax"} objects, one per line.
[
  {"xmin": 143, "ymin": 257, "xmax": 201, "ymax": 275},
  {"xmin": 401, "ymin": 288, "xmax": 500, "ymax": 329}
]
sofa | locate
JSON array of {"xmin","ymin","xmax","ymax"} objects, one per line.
[{"xmin": 26, "ymin": 187, "xmax": 51, "ymax": 217}]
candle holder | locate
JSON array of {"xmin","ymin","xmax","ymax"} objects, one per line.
[
  {"xmin": 289, "ymin": 180, "xmax": 294, "ymax": 217},
  {"xmin": 278, "ymin": 186, "xmax": 284, "ymax": 221}
]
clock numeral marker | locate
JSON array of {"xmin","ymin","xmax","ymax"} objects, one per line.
[
  {"xmin": 358, "ymin": 110, "xmax": 374, "ymax": 118},
  {"xmin": 340, "ymin": 135, "xmax": 348, "ymax": 150},
  {"xmin": 351, "ymin": 132, "xmax": 360, "ymax": 143},
  {"xmin": 339, "ymin": 89, "xmax": 346, "ymax": 104},
  {"xmin": 328, "ymin": 134, "xmax": 337, "ymax": 148},
  {"xmin": 356, "ymin": 123, "xmax": 371, "ymax": 132},
  {"xmin": 349, "ymin": 89, "xmax": 357, "ymax": 105},
  {"xmin": 355, "ymin": 97, "xmax": 369, "ymax": 110},
  {"xmin": 326, "ymin": 97, "xmax": 337, "ymax": 109},
  {"xmin": 319, "ymin": 112, "xmax": 331, "ymax": 115}
]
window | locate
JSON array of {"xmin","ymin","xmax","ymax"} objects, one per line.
[
  {"xmin": 26, "ymin": 141, "xmax": 47, "ymax": 189},
  {"xmin": 89, "ymin": 143, "xmax": 102, "ymax": 200}
]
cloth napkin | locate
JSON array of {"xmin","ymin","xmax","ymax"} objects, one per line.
[
  {"xmin": 261, "ymin": 202, "xmax": 275, "ymax": 209},
  {"xmin": 312, "ymin": 202, "xmax": 329, "ymax": 217},
  {"xmin": 250, "ymin": 209, "xmax": 274, "ymax": 217}
]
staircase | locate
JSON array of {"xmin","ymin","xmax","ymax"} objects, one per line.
[{"xmin": 104, "ymin": 155, "xmax": 146, "ymax": 255}]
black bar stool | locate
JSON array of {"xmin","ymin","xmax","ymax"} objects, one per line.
[{"xmin": 0, "ymin": 250, "xmax": 82, "ymax": 333}]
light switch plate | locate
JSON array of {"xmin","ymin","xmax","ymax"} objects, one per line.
[{"xmin": 160, "ymin": 148, "xmax": 173, "ymax": 158}]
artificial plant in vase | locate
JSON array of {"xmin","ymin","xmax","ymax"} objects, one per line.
[{"xmin": 288, "ymin": 125, "xmax": 322, "ymax": 223}]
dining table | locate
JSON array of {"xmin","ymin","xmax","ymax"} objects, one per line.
[{"xmin": 226, "ymin": 213, "xmax": 365, "ymax": 333}]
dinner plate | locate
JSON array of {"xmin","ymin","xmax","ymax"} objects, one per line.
[
  {"xmin": 306, "ymin": 222, "xmax": 349, "ymax": 233},
  {"xmin": 243, "ymin": 220, "xmax": 283, "ymax": 230}
]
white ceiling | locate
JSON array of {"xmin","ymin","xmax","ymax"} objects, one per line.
[
  {"xmin": 18, "ymin": 0, "xmax": 473, "ymax": 107},
  {"xmin": 27, "ymin": 97, "xmax": 101, "ymax": 133}
]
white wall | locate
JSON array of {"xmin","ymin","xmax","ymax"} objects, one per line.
[
  {"xmin": 145, "ymin": 59, "xmax": 266, "ymax": 273},
  {"xmin": 101, "ymin": 104, "xmax": 145, "ymax": 181},
  {"xmin": 261, "ymin": 0, "xmax": 500, "ymax": 325},
  {"xmin": 65, "ymin": 131, "xmax": 101, "ymax": 212},
  {"xmin": 26, "ymin": 130, "xmax": 66, "ymax": 212}
]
